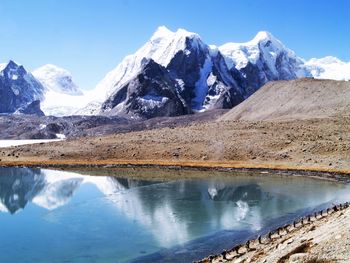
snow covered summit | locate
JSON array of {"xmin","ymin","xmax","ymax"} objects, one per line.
[
  {"xmin": 85, "ymin": 26, "xmax": 244, "ymax": 117},
  {"xmin": 304, "ymin": 56, "xmax": 350, "ymax": 81},
  {"xmin": 33, "ymin": 64, "xmax": 82, "ymax": 95},
  {"xmin": 91, "ymin": 26, "xmax": 204, "ymax": 103},
  {"xmin": 32, "ymin": 64, "xmax": 88, "ymax": 116},
  {"xmin": 78, "ymin": 27, "xmax": 350, "ymax": 118}
]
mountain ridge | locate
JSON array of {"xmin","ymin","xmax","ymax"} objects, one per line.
[
  {"xmin": 81, "ymin": 26, "xmax": 349, "ymax": 118},
  {"xmin": 1, "ymin": 27, "xmax": 350, "ymax": 118}
]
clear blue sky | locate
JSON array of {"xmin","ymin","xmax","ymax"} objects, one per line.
[{"xmin": 0, "ymin": 0, "xmax": 349, "ymax": 90}]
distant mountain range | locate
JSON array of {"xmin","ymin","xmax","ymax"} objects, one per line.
[{"xmin": 1, "ymin": 26, "xmax": 349, "ymax": 118}]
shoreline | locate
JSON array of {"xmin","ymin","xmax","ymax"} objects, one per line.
[
  {"xmin": 196, "ymin": 202, "xmax": 350, "ymax": 263},
  {"xmin": 1, "ymin": 159, "xmax": 350, "ymax": 184}
]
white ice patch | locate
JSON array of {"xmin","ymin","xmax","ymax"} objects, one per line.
[
  {"xmin": 138, "ymin": 95, "xmax": 168, "ymax": 110},
  {"xmin": 0, "ymin": 139, "xmax": 63, "ymax": 148},
  {"xmin": 11, "ymin": 87, "xmax": 20, "ymax": 96},
  {"xmin": 55, "ymin": 133, "xmax": 66, "ymax": 139},
  {"xmin": 41, "ymin": 89, "xmax": 91, "ymax": 116},
  {"xmin": 206, "ymin": 72, "xmax": 217, "ymax": 87},
  {"xmin": 192, "ymin": 57, "xmax": 213, "ymax": 110},
  {"xmin": 184, "ymin": 49, "xmax": 191, "ymax": 56},
  {"xmin": 0, "ymin": 63, "xmax": 6, "ymax": 72}
]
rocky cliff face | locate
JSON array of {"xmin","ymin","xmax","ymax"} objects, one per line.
[
  {"xmin": 0, "ymin": 61, "xmax": 44, "ymax": 114},
  {"xmin": 15, "ymin": 100, "xmax": 45, "ymax": 116},
  {"xmin": 102, "ymin": 59, "xmax": 189, "ymax": 119}
]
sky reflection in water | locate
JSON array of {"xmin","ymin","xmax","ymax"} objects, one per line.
[{"xmin": 0, "ymin": 167, "xmax": 349, "ymax": 263}]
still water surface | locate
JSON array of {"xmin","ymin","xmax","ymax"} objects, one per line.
[{"xmin": 0, "ymin": 167, "xmax": 349, "ymax": 263}]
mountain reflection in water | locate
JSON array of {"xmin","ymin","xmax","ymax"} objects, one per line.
[{"xmin": 0, "ymin": 167, "xmax": 348, "ymax": 263}]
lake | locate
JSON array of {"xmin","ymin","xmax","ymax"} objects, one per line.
[{"xmin": 0, "ymin": 167, "xmax": 349, "ymax": 263}]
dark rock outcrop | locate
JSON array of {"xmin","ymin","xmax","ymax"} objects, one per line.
[
  {"xmin": 0, "ymin": 61, "xmax": 44, "ymax": 114},
  {"xmin": 102, "ymin": 59, "xmax": 189, "ymax": 119},
  {"xmin": 15, "ymin": 100, "xmax": 45, "ymax": 116}
]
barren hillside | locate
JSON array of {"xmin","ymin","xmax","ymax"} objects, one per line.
[{"xmin": 220, "ymin": 78, "xmax": 350, "ymax": 121}]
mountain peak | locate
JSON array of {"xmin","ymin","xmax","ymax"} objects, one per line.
[
  {"xmin": 251, "ymin": 31, "xmax": 286, "ymax": 50},
  {"xmin": 0, "ymin": 60, "xmax": 28, "ymax": 77},
  {"xmin": 151, "ymin": 26, "xmax": 199, "ymax": 41},
  {"xmin": 33, "ymin": 64, "xmax": 82, "ymax": 95},
  {"xmin": 151, "ymin": 26, "xmax": 173, "ymax": 40},
  {"xmin": 253, "ymin": 31, "xmax": 275, "ymax": 42},
  {"xmin": 175, "ymin": 27, "xmax": 199, "ymax": 38},
  {"xmin": 1, "ymin": 60, "xmax": 22, "ymax": 71},
  {"xmin": 33, "ymin": 64, "xmax": 71, "ymax": 77}
]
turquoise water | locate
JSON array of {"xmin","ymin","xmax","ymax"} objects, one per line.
[{"xmin": 0, "ymin": 167, "xmax": 349, "ymax": 263}]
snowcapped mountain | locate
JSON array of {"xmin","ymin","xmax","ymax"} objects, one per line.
[
  {"xmin": 88, "ymin": 27, "xmax": 350, "ymax": 119},
  {"xmin": 33, "ymin": 64, "xmax": 82, "ymax": 95},
  {"xmin": 219, "ymin": 31, "xmax": 309, "ymax": 97},
  {"xmin": 85, "ymin": 26, "xmax": 244, "ymax": 118},
  {"xmin": 2, "ymin": 27, "xmax": 350, "ymax": 118},
  {"xmin": 304, "ymin": 56, "xmax": 350, "ymax": 81},
  {"xmin": 0, "ymin": 60, "xmax": 44, "ymax": 114},
  {"xmin": 92, "ymin": 26, "xmax": 202, "ymax": 102},
  {"xmin": 81, "ymin": 28, "xmax": 313, "ymax": 118},
  {"xmin": 0, "ymin": 61, "xmax": 89, "ymax": 116},
  {"xmin": 32, "ymin": 64, "xmax": 90, "ymax": 116}
]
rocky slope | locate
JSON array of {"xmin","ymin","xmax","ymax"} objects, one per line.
[
  {"xmin": 220, "ymin": 78, "xmax": 350, "ymax": 121},
  {"xmin": 0, "ymin": 109, "xmax": 227, "ymax": 139}
]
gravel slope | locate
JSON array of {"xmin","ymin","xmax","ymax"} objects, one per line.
[{"xmin": 220, "ymin": 78, "xmax": 350, "ymax": 121}]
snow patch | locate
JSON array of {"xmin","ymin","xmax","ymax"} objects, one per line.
[
  {"xmin": 192, "ymin": 57, "xmax": 213, "ymax": 110},
  {"xmin": 55, "ymin": 133, "xmax": 66, "ymax": 139},
  {"xmin": 0, "ymin": 139, "xmax": 63, "ymax": 148},
  {"xmin": 305, "ymin": 56, "xmax": 350, "ymax": 81}
]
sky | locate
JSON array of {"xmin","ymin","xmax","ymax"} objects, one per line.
[{"xmin": 0, "ymin": 0, "xmax": 349, "ymax": 90}]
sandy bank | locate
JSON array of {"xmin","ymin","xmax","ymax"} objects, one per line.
[{"xmin": 197, "ymin": 203, "xmax": 350, "ymax": 263}]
